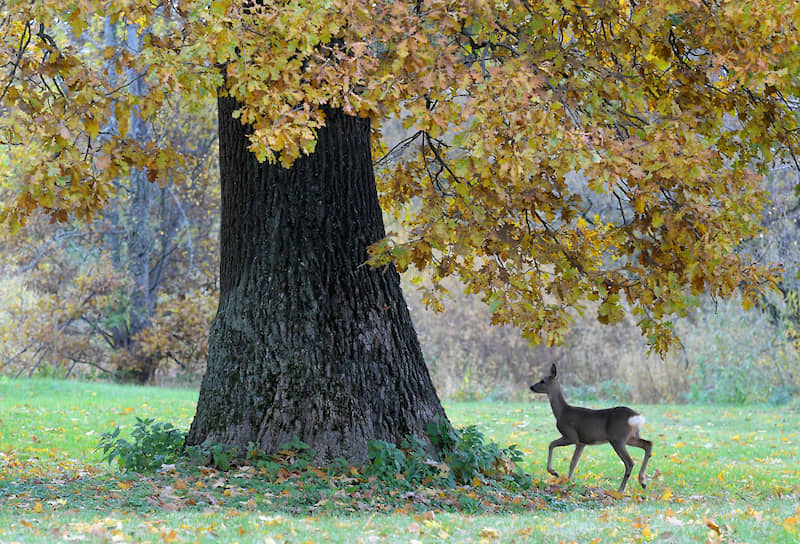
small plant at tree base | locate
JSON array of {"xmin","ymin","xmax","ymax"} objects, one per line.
[
  {"xmin": 427, "ymin": 417, "xmax": 531, "ymax": 488},
  {"xmin": 244, "ymin": 438, "xmax": 316, "ymax": 477},
  {"xmin": 272, "ymin": 437, "xmax": 315, "ymax": 471},
  {"xmin": 363, "ymin": 440, "xmax": 407, "ymax": 481},
  {"xmin": 97, "ymin": 417, "xmax": 186, "ymax": 472},
  {"xmin": 363, "ymin": 417, "xmax": 531, "ymax": 490},
  {"xmin": 208, "ymin": 443, "xmax": 238, "ymax": 471},
  {"xmin": 425, "ymin": 416, "xmax": 459, "ymax": 452},
  {"xmin": 183, "ymin": 442, "xmax": 241, "ymax": 471}
]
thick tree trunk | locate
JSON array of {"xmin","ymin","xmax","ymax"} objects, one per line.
[{"xmin": 186, "ymin": 96, "xmax": 447, "ymax": 463}]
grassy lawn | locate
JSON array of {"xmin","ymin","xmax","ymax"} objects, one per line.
[{"xmin": 1, "ymin": 377, "xmax": 798, "ymax": 543}]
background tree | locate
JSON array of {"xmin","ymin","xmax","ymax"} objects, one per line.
[
  {"xmin": 2, "ymin": 1, "xmax": 800, "ymax": 461},
  {"xmin": 0, "ymin": 98, "xmax": 219, "ymax": 382},
  {"xmin": 0, "ymin": 15, "xmax": 219, "ymax": 382}
]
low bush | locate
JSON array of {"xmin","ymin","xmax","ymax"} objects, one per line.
[
  {"xmin": 680, "ymin": 296, "xmax": 799, "ymax": 404},
  {"xmin": 365, "ymin": 416, "xmax": 531, "ymax": 491},
  {"xmin": 96, "ymin": 417, "xmax": 186, "ymax": 472}
]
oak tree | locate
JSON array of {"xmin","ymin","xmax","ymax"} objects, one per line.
[{"xmin": 2, "ymin": 0, "xmax": 799, "ymax": 461}]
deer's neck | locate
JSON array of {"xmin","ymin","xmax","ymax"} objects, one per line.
[{"xmin": 548, "ymin": 385, "xmax": 570, "ymax": 420}]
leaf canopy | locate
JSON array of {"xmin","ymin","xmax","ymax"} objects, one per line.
[{"xmin": 2, "ymin": 0, "xmax": 799, "ymax": 349}]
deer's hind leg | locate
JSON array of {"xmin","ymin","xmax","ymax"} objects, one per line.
[
  {"xmin": 609, "ymin": 440, "xmax": 635, "ymax": 493},
  {"xmin": 627, "ymin": 435, "xmax": 652, "ymax": 489}
]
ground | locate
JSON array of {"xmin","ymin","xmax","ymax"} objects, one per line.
[{"xmin": 0, "ymin": 378, "xmax": 798, "ymax": 543}]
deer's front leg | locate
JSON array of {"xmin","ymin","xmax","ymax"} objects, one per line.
[
  {"xmin": 567, "ymin": 443, "xmax": 585, "ymax": 481},
  {"xmin": 547, "ymin": 436, "xmax": 574, "ymax": 478}
]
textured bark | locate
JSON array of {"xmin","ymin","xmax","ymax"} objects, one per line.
[{"xmin": 186, "ymin": 97, "xmax": 447, "ymax": 463}]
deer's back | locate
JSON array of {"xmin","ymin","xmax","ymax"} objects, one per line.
[{"xmin": 556, "ymin": 405, "xmax": 640, "ymax": 445}]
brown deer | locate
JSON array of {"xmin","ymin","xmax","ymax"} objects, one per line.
[{"xmin": 530, "ymin": 364, "xmax": 652, "ymax": 493}]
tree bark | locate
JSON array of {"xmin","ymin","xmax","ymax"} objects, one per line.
[{"xmin": 186, "ymin": 96, "xmax": 447, "ymax": 463}]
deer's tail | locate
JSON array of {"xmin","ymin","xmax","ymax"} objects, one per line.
[{"xmin": 628, "ymin": 414, "xmax": 646, "ymax": 432}]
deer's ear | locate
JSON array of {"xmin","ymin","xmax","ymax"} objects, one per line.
[{"xmin": 550, "ymin": 364, "xmax": 557, "ymax": 378}]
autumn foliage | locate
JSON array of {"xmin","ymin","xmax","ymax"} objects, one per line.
[
  {"xmin": 0, "ymin": 210, "xmax": 217, "ymax": 381},
  {"xmin": 2, "ymin": 0, "xmax": 800, "ymax": 356},
  {"xmin": 0, "ymin": 99, "xmax": 219, "ymax": 381}
]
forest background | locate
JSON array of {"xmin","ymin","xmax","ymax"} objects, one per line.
[
  {"xmin": 1, "ymin": 4, "xmax": 799, "ymax": 406},
  {"xmin": 2, "ymin": 109, "xmax": 799, "ymax": 406}
]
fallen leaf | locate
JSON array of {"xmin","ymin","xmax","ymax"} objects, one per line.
[
  {"xmin": 704, "ymin": 516, "xmax": 720, "ymax": 534},
  {"xmin": 419, "ymin": 510, "xmax": 435, "ymax": 521},
  {"xmin": 258, "ymin": 515, "xmax": 284, "ymax": 526}
]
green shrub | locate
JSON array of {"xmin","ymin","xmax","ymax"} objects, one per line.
[
  {"xmin": 568, "ymin": 380, "xmax": 633, "ymax": 402},
  {"xmin": 363, "ymin": 439, "xmax": 417, "ymax": 483},
  {"xmin": 362, "ymin": 417, "xmax": 531, "ymax": 490},
  {"xmin": 682, "ymin": 297, "xmax": 799, "ymax": 404},
  {"xmin": 272, "ymin": 437, "xmax": 315, "ymax": 472},
  {"xmin": 242, "ymin": 438, "xmax": 315, "ymax": 478},
  {"xmin": 208, "ymin": 443, "xmax": 238, "ymax": 471},
  {"xmin": 428, "ymin": 418, "xmax": 529, "ymax": 488},
  {"xmin": 97, "ymin": 417, "xmax": 186, "ymax": 472},
  {"xmin": 768, "ymin": 384, "xmax": 799, "ymax": 406}
]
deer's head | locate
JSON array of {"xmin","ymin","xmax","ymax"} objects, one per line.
[{"xmin": 530, "ymin": 363, "xmax": 558, "ymax": 394}]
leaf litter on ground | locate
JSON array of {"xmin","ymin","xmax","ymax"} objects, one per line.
[{"xmin": 2, "ymin": 380, "xmax": 800, "ymax": 543}]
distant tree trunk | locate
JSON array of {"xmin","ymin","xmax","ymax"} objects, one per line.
[
  {"xmin": 186, "ymin": 97, "xmax": 447, "ymax": 463},
  {"xmin": 110, "ymin": 23, "xmax": 158, "ymax": 384}
]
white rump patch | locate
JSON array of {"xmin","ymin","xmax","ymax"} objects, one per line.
[{"xmin": 628, "ymin": 414, "xmax": 646, "ymax": 431}]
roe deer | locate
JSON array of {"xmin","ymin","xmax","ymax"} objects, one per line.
[{"xmin": 530, "ymin": 364, "xmax": 652, "ymax": 493}]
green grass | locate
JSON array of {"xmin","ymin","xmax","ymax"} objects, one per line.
[{"xmin": 1, "ymin": 377, "xmax": 799, "ymax": 543}]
